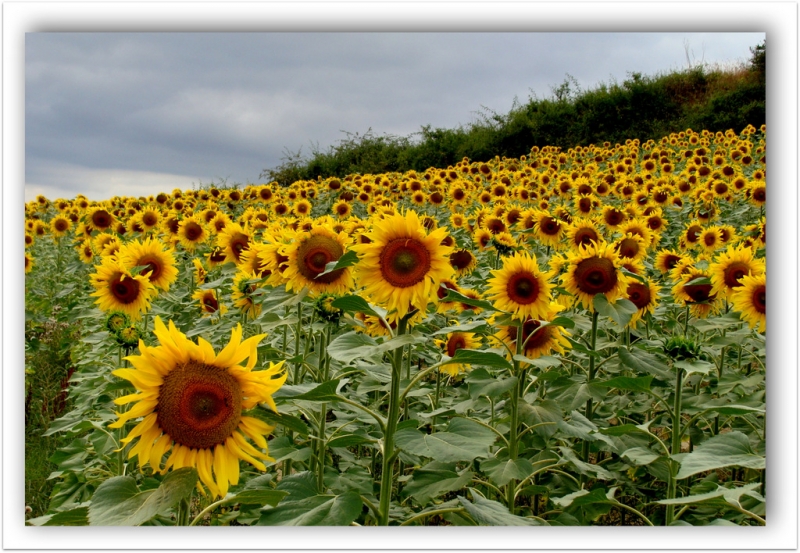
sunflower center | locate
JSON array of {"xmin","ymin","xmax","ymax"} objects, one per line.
[
  {"xmin": 446, "ymin": 335, "xmax": 467, "ymax": 357},
  {"xmin": 229, "ymin": 233, "xmax": 250, "ymax": 262},
  {"xmin": 617, "ymin": 238, "xmax": 640, "ymax": 259},
  {"xmin": 137, "ymin": 256, "xmax": 163, "ymax": 281},
  {"xmin": 157, "ymin": 360, "xmax": 243, "ymax": 450},
  {"xmin": 604, "ymin": 210, "xmax": 624, "ymax": 226},
  {"xmin": 753, "ymin": 286, "xmax": 766, "ymax": 313},
  {"xmin": 450, "ymin": 249, "xmax": 474, "ymax": 270},
  {"xmin": 684, "ymin": 282, "xmax": 714, "ymax": 303},
  {"xmin": 184, "ymin": 222, "xmax": 203, "ymax": 241},
  {"xmin": 296, "ymin": 235, "xmax": 345, "ymax": 284},
  {"xmin": 507, "ymin": 273, "xmax": 541, "ymax": 305},
  {"xmin": 203, "ymin": 295, "xmax": 219, "ymax": 312},
  {"xmin": 540, "ymin": 217, "xmax": 560, "ymax": 236},
  {"xmin": 143, "ymin": 212, "xmax": 158, "ymax": 226},
  {"xmin": 574, "ymin": 227, "xmax": 598, "ymax": 247},
  {"xmin": 627, "ymin": 282, "xmax": 651, "ymax": 309},
  {"xmin": 92, "ymin": 210, "xmax": 112, "ymax": 229},
  {"xmin": 379, "ymin": 238, "xmax": 432, "ymax": 288},
  {"xmin": 54, "ymin": 219, "xmax": 69, "ymax": 232},
  {"xmin": 574, "ymin": 257, "xmax": 618, "ymax": 295},
  {"xmin": 110, "ymin": 276, "xmax": 141, "ymax": 305},
  {"xmin": 723, "ymin": 262, "xmax": 751, "ymax": 288}
]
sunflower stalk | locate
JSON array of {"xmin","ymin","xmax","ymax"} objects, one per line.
[
  {"xmin": 316, "ymin": 325, "xmax": 331, "ymax": 492},
  {"xmin": 580, "ymin": 309, "xmax": 600, "ymax": 474},
  {"xmin": 504, "ymin": 318, "xmax": 526, "ymax": 514},
  {"xmin": 377, "ymin": 314, "xmax": 409, "ymax": 526}
]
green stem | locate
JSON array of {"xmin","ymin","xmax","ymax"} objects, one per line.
[
  {"xmin": 666, "ymin": 366, "xmax": 684, "ymax": 525},
  {"xmin": 581, "ymin": 310, "xmax": 600, "ymax": 472},
  {"xmin": 377, "ymin": 315, "xmax": 409, "ymax": 526},
  {"xmin": 176, "ymin": 496, "xmax": 191, "ymax": 526},
  {"xmin": 505, "ymin": 319, "xmax": 526, "ymax": 514},
  {"xmin": 293, "ymin": 302, "xmax": 303, "ymax": 384},
  {"xmin": 683, "ymin": 305, "xmax": 690, "ymax": 338}
]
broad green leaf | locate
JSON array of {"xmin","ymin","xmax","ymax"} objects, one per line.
[
  {"xmin": 402, "ymin": 462, "xmax": 474, "ymax": 504},
  {"xmin": 674, "ymin": 358, "xmax": 717, "ymax": 376},
  {"xmin": 275, "ymin": 471, "xmax": 318, "ymax": 501},
  {"xmin": 28, "ymin": 506, "xmax": 89, "ymax": 526},
  {"xmin": 551, "ymin": 487, "xmax": 613, "ymax": 508},
  {"xmin": 512, "ymin": 354, "xmax": 562, "ymax": 370},
  {"xmin": 88, "ymin": 467, "xmax": 198, "ymax": 526},
  {"xmin": 257, "ymin": 492, "xmax": 362, "ymax": 526},
  {"xmin": 446, "ymin": 349, "xmax": 513, "ymax": 371},
  {"xmin": 331, "ymin": 294, "xmax": 386, "ymax": 319},
  {"xmin": 439, "ymin": 289, "xmax": 499, "ymax": 313},
  {"xmin": 395, "ymin": 418, "xmax": 497, "ymax": 463},
  {"xmin": 327, "ymin": 331, "xmax": 425, "ymax": 364},
  {"xmin": 518, "ymin": 399, "xmax": 562, "ymax": 438},
  {"xmin": 458, "ymin": 491, "xmax": 542, "ymax": 526},
  {"xmin": 317, "ymin": 250, "xmax": 358, "ymax": 278},
  {"xmin": 593, "ymin": 294, "xmax": 637, "ymax": 328},
  {"xmin": 621, "ymin": 447, "xmax": 661, "ymax": 466},
  {"xmin": 287, "ymin": 380, "xmax": 341, "ymax": 402},
  {"xmin": 618, "ymin": 347, "xmax": 671, "ymax": 379},
  {"xmin": 480, "ymin": 458, "xmax": 534, "ymax": 487},
  {"xmin": 326, "ymin": 434, "xmax": 374, "ymax": 448},
  {"xmin": 431, "ymin": 320, "xmax": 490, "ymax": 336},
  {"xmin": 595, "ymin": 375, "xmax": 653, "ymax": 393},
  {"xmin": 676, "ymin": 431, "xmax": 765, "ymax": 480},
  {"xmin": 558, "ymin": 448, "xmax": 614, "ymax": 480},
  {"xmin": 248, "ymin": 408, "xmax": 310, "ymax": 436},
  {"xmin": 266, "ymin": 437, "xmax": 313, "ymax": 465},
  {"xmin": 466, "ymin": 369, "xmax": 518, "ymax": 400},
  {"xmin": 656, "ymin": 483, "xmax": 764, "ymax": 507},
  {"xmin": 220, "ymin": 489, "xmax": 287, "ymax": 507}
]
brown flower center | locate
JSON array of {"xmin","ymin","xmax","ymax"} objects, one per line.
[
  {"xmin": 626, "ymin": 282, "xmax": 651, "ymax": 310},
  {"xmin": 574, "ymin": 257, "xmax": 618, "ymax": 295},
  {"xmin": 752, "ymin": 285, "xmax": 766, "ymax": 313},
  {"xmin": 506, "ymin": 272, "xmax": 541, "ymax": 305},
  {"xmin": 110, "ymin": 275, "xmax": 141, "ymax": 305},
  {"xmin": 379, "ymin": 237, "xmax": 432, "ymax": 288},
  {"xmin": 183, "ymin": 221, "xmax": 203, "ymax": 241},
  {"xmin": 296, "ymin": 235, "xmax": 345, "ymax": 284}
]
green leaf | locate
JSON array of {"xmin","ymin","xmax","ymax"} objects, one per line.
[
  {"xmin": 676, "ymin": 431, "xmax": 765, "ymax": 480},
  {"xmin": 621, "ymin": 447, "xmax": 661, "ymax": 466},
  {"xmin": 331, "ymin": 295, "xmax": 386, "ymax": 319},
  {"xmin": 28, "ymin": 506, "xmax": 89, "ymax": 526},
  {"xmin": 287, "ymin": 379, "xmax": 341, "ymax": 402},
  {"xmin": 458, "ymin": 491, "xmax": 542, "ymax": 526},
  {"xmin": 431, "ymin": 320, "xmax": 490, "ymax": 336},
  {"xmin": 88, "ymin": 467, "xmax": 198, "ymax": 526},
  {"xmin": 466, "ymin": 369, "xmax": 518, "ymax": 399},
  {"xmin": 512, "ymin": 354, "xmax": 562, "ymax": 370},
  {"xmin": 395, "ymin": 418, "xmax": 497, "ymax": 463},
  {"xmin": 595, "ymin": 375, "xmax": 653, "ymax": 393},
  {"xmin": 684, "ymin": 276, "xmax": 712, "ymax": 287},
  {"xmin": 248, "ymin": 408, "xmax": 310, "ymax": 436},
  {"xmin": 221, "ymin": 489, "xmax": 287, "ymax": 507},
  {"xmin": 618, "ymin": 347, "xmax": 671, "ymax": 379},
  {"xmin": 439, "ymin": 289, "xmax": 499, "ymax": 313},
  {"xmin": 316, "ymin": 250, "xmax": 358, "ymax": 279},
  {"xmin": 326, "ymin": 434, "xmax": 374, "ymax": 448},
  {"xmin": 655, "ymin": 483, "xmax": 764, "ymax": 507},
  {"xmin": 275, "ymin": 471, "xmax": 318, "ymax": 501},
  {"xmin": 402, "ymin": 462, "xmax": 474, "ymax": 504},
  {"xmin": 518, "ymin": 399, "xmax": 562, "ymax": 438},
  {"xmin": 674, "ymin": 358, "xmax": 717, "ymax": 376},
  {"xmin": 481, "ymin": 458, "xmax": 534, "ymax": 487},
  {"xmin": 551, "ymin": 487, "xmax": 613, "ymax": 508},
  {"xmin": 558, "ymin": 448, "xmax": 615, "ymax": 480},
  {"xmin": 620, "ymin": 267, "xmax": 647, "ymax": 284},
  {"xmin": 327, "ymin": 331, "xmax": 425, "ymax": 364},
  {"xmin": 445, "ymin": 349, "xmax": 513, "ymax": 371},
  {"xmin": 257, "ymin": 492, "xmax": 362, "ymax": 526},
  {"xmin": 593, "ymin": 294, "xmax": 637, "ymax": 328}
]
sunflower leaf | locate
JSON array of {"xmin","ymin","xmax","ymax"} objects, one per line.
[
  {"xmin": 331, "ymin": 295, "xmax": 386, "ymax": 319},
  {"xmin": 594, "ymin": 375, "xmax": 653, "ymax": 393},
  {"xmin": 402, "ymin": 462, "xmax": 475, "ymax": 504},
  {"xmin": 256, "ymin": 492, "xmax": 362, "ymax": 526},
  {"xmin": 439, "ymin": 289, "xmax": 499, "ymax": 312},
  {"xmin": 593, "ymin": 294, "xmax": 637, "ymax": 328},
  {"xmin": 458, "ymin": 490, "xmax": 543, "ymax": 526},
  {"xmin": 445, "ymin": 349, "xmax": 513, "ymax": 371},
  {"xmin": 675, "ymin": 431, "xmax": 765, "ymax": 480},
  {"xmin": 316, "ymin": 250, "xmax": 359, "ymax": 279}
]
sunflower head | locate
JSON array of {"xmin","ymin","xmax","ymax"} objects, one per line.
[
  {"xmin": 561, "ymin": 241, "xmax": 630, "ymax": 310},
  {"xmin": 115, "ymin": 325, "xmax": 143, "ymax": 348},
  {"xmin": 487, "ymin": 252, "xmax": 552, "ymax": 321},
  {"xmin": 90, "ymin": 259, "xmax": 157, "ymax": 321},
  {"xmin": 435, "ymin": 332, "xmax": 480, "ymax": 377},
  {"xmin": 109, "ymin": 317, "xmax": 286, "ymax": 498},
  {"xmin": 731, "ymin": 273, "xmax": 766, "ymax": 333},
  {"xmin": 313, "ymin": 293, "xmax": 343, "ymax": 324},
  {"xmin": 105, "ymin": 311, "xmax": 132, "ymax": 333}
]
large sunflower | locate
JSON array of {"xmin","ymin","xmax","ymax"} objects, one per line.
[
  {"xmin": 561, "ymin": 241, "xmax": 630, "ymax": 310},
  {"xmin": 486, "ymin": 251, "xmax": 552, "ymax": 321},
  {"xmin": 490, "ymin": 308, "xmax": 571, "ymax": 361},
  {"xmin": 109, "ymin": 318, "xmax": 286, "ymax": 498},
  {"xmin": 280, "ymin": 225, "xmax": 354, "ymax": 295},
  {"xmin": 435, "ymin": 331, "xmax": 481, "ymax": 377},
  {"xmin": 731, "ymin": 273, "xmax": 766, "ymax": 333},
  {"xmin": 118, "ymin": 238, "xmax": 179, "ymax": 292},
  {"xmin": 709, "ymin": 244, "xmax": 765, "ymax": 300},
  {"xmin": 177, "ymin": 216, "xmax": 210, "ymax": 251},
  {"xmin": 352, "ymin": 210, "xmax": 454, "ymax": 321},
  {"xmin": 90, "ymin": 259, "xmax": 157, "ymax": 320},
  {"xmin": 217, "ymin": 223, "xmax": 252, "ymax": 266}
]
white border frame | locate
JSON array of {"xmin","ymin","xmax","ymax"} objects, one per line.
[{"xmin": 3, "ymin": 2, "xmax": 797, "ymax": 551}]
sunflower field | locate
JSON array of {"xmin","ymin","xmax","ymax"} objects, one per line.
[{"xmin": 25, "ymin": 125, "xmax": 766, "ymax": 527}]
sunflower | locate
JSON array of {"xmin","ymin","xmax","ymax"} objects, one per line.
[
  {"xmin": 351, "ymin": 210, "xmax": 454, "ymax": 321},
  {"xmin": 614, "ymin": 233, "xmax": 647, "ymax": 262},
  {"xmin": 86, "ymin": 206, "xmax": 115, "ymax": 231},
  {"xmin": 473, "ymin": 228, "xmax": 493, "ymax": 251},
  {"xmin": 731, "ymin": 273, "xmax": 766, "ymax": 333},
  {"xmin": 654, "ymin": 248, "xmax": 686, "ymax": 274},
  {"xmin": 232, "ymin": 271, "xmax": 262, "ymax": 319},
  {"xmin": 435, "ymin": 332, "xmax": 481, "ymax": 377},
  {"xmin": 601, "ymin": 206, "xmax": 627, "ymax": 228},
  {"xmin": 332, "ymin": 200, "xmax": 352, "ymax": 219},
  {"xmin": 486, "ymin": 252, "xmax": 552, "ymax": 321},
  {"xmin": 89, "ymin": 259, "xmax": 157, "ymax": 320},
  {"xmin": 566, "ymin": 218, "xmax": 602, "ymax": 249},
  {"xmin": 561, "ymin": 241, "xmax": 630, "ymax": 310},
  {"xmin": 490, "ymin": 308, "xmax": 571, "ymax": 360},
  {"xmin": 449, "ymin": 248, "xmax": 478, "ymax": 278},
  {"xmin": 177, "ymin": 216, "xmax": 210, "ymax": 251},
  {"xmin": 709, "ymin": 244, "xmax": 765, "ymax": 300},
  {"xmin": 672, "ymin": 268, "xmax": 722, "ymax": 319},
  {"xmin": 455, "ymin": 288, "xmax": 485, "ymax": 315},
  {"xmin": 192, "ymin": 288, "xmax": 227, "ymax": 317},
  {"xmin": 530, "ymin": 210, "xmax": 565, "ymax": 249},
  {"xmin": 25, "ymin": 253, "xmax": 34, "ymax": 274},
  {"xmin": 217, "ymin": 223, "xmax": 252, "ymax": 266},
  {"xmin": 625, "ymin": 279, "xmax": 661, "ymax": 327},
  {"xmin": 77, "ymin": 241, "xmax": 96, "ymax": 264},
  {"xmin": 118, "ymin": 238, "xmax": 179, "ymax": 292},
  {"xmin": 281, "ymin": 225, "xmax": 354, "ymax": 295},
  {"xmin": 50, "ymin": 215, "xmax": 71, "ymax": 238},
  {"xmin": 436, "ymin": 278, "xmax": 462, "ymax": 314},
  {"xmin": 108, "ymin": 318, "xmax": 286, "ymax": 498},
  {"xmin": 698, "ymin": 227, "xmax": 724, "ymax": 254}
]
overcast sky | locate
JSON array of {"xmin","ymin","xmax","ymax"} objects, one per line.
[{"xmin": 25, "ymin": 32, "xmax": 764, "ymax": 201}]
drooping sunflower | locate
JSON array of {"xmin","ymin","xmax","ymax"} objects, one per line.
[
  {"xmin": 351, "ymin": 210, "xmax": 454, "ymax": 321},
  {"xmin": 709, "ymin": 244, "xmax": 765, "ymax": 300},
  {"xmin": 490, "ymin": 308, "xmax": 571, "ymax": 360},
  {"xmin": 730, "ymin": 273, "xmax": 766, "ymax": 333},
  {"xmin": 108, "ymin": 317, "xmax": 287, "ymax": 498},
  {"xmin": 435, "ymin": 332, "xmax": 481, "ymax": 377},
  {"xmin": 449, "ymin": 248, "xmax": 478, "ymax": 278},
  {"xmin": 561, "ymin": 241, "xmax": 630, "ymax": 310},
  {"xmin": 89, "ymin": 259, "xmax": 157, "ymax": 320},
  {"xmin": 671, "ymin": 268, "xmax": 723, "ymax": 319},
  {"xmin": 117, "ymin": 238, "xmax": 179, "ymax": 292},
  {"xmin": 280, "ymin": 225, "xmax": 354, "ymax": 295},
  {"xmin": 486, "ymin": 251, "xmax": 552, "ymax": 321},
  {"xmin": 192, "ymin": 288, "xmax": 227, "ymax": 317},
  {"xmin": 624, "ymin": 279, "xmax": 661, "ymax": 327}
]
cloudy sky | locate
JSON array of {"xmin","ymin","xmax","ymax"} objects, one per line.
[{"xmin": 25, "ymin": 32, "xmax": 764, "ymax": 201}]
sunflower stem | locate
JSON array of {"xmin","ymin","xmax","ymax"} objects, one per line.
[
  {"xmin": 293, "ymin": 302, "xmax": 303, "ymax": 384},
  {"xmin": 505, "ymin": 319, "xmax": 526, "ymax": 514},
  {"xmin": 666, "ymin": 365, "xmax": 684, "ymax": 525},
  {"xmin": 683, "ymin": 305, "xmax": 690, "ymax": 338},
  {"xmin": 177, "ymin": 496, "xmax": 192, "ymax": 526},
  {"xmin": 377, "ymin": 315, "xmax": 409, "ymax": 526},
  {"xmin": 580, "ymin": 309, "xmax": 599, "ymax": 482}
]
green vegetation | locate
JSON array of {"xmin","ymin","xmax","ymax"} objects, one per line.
[{"xmin": 262, "ymin": 41, "xmax": 766, "ymax": 186}]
